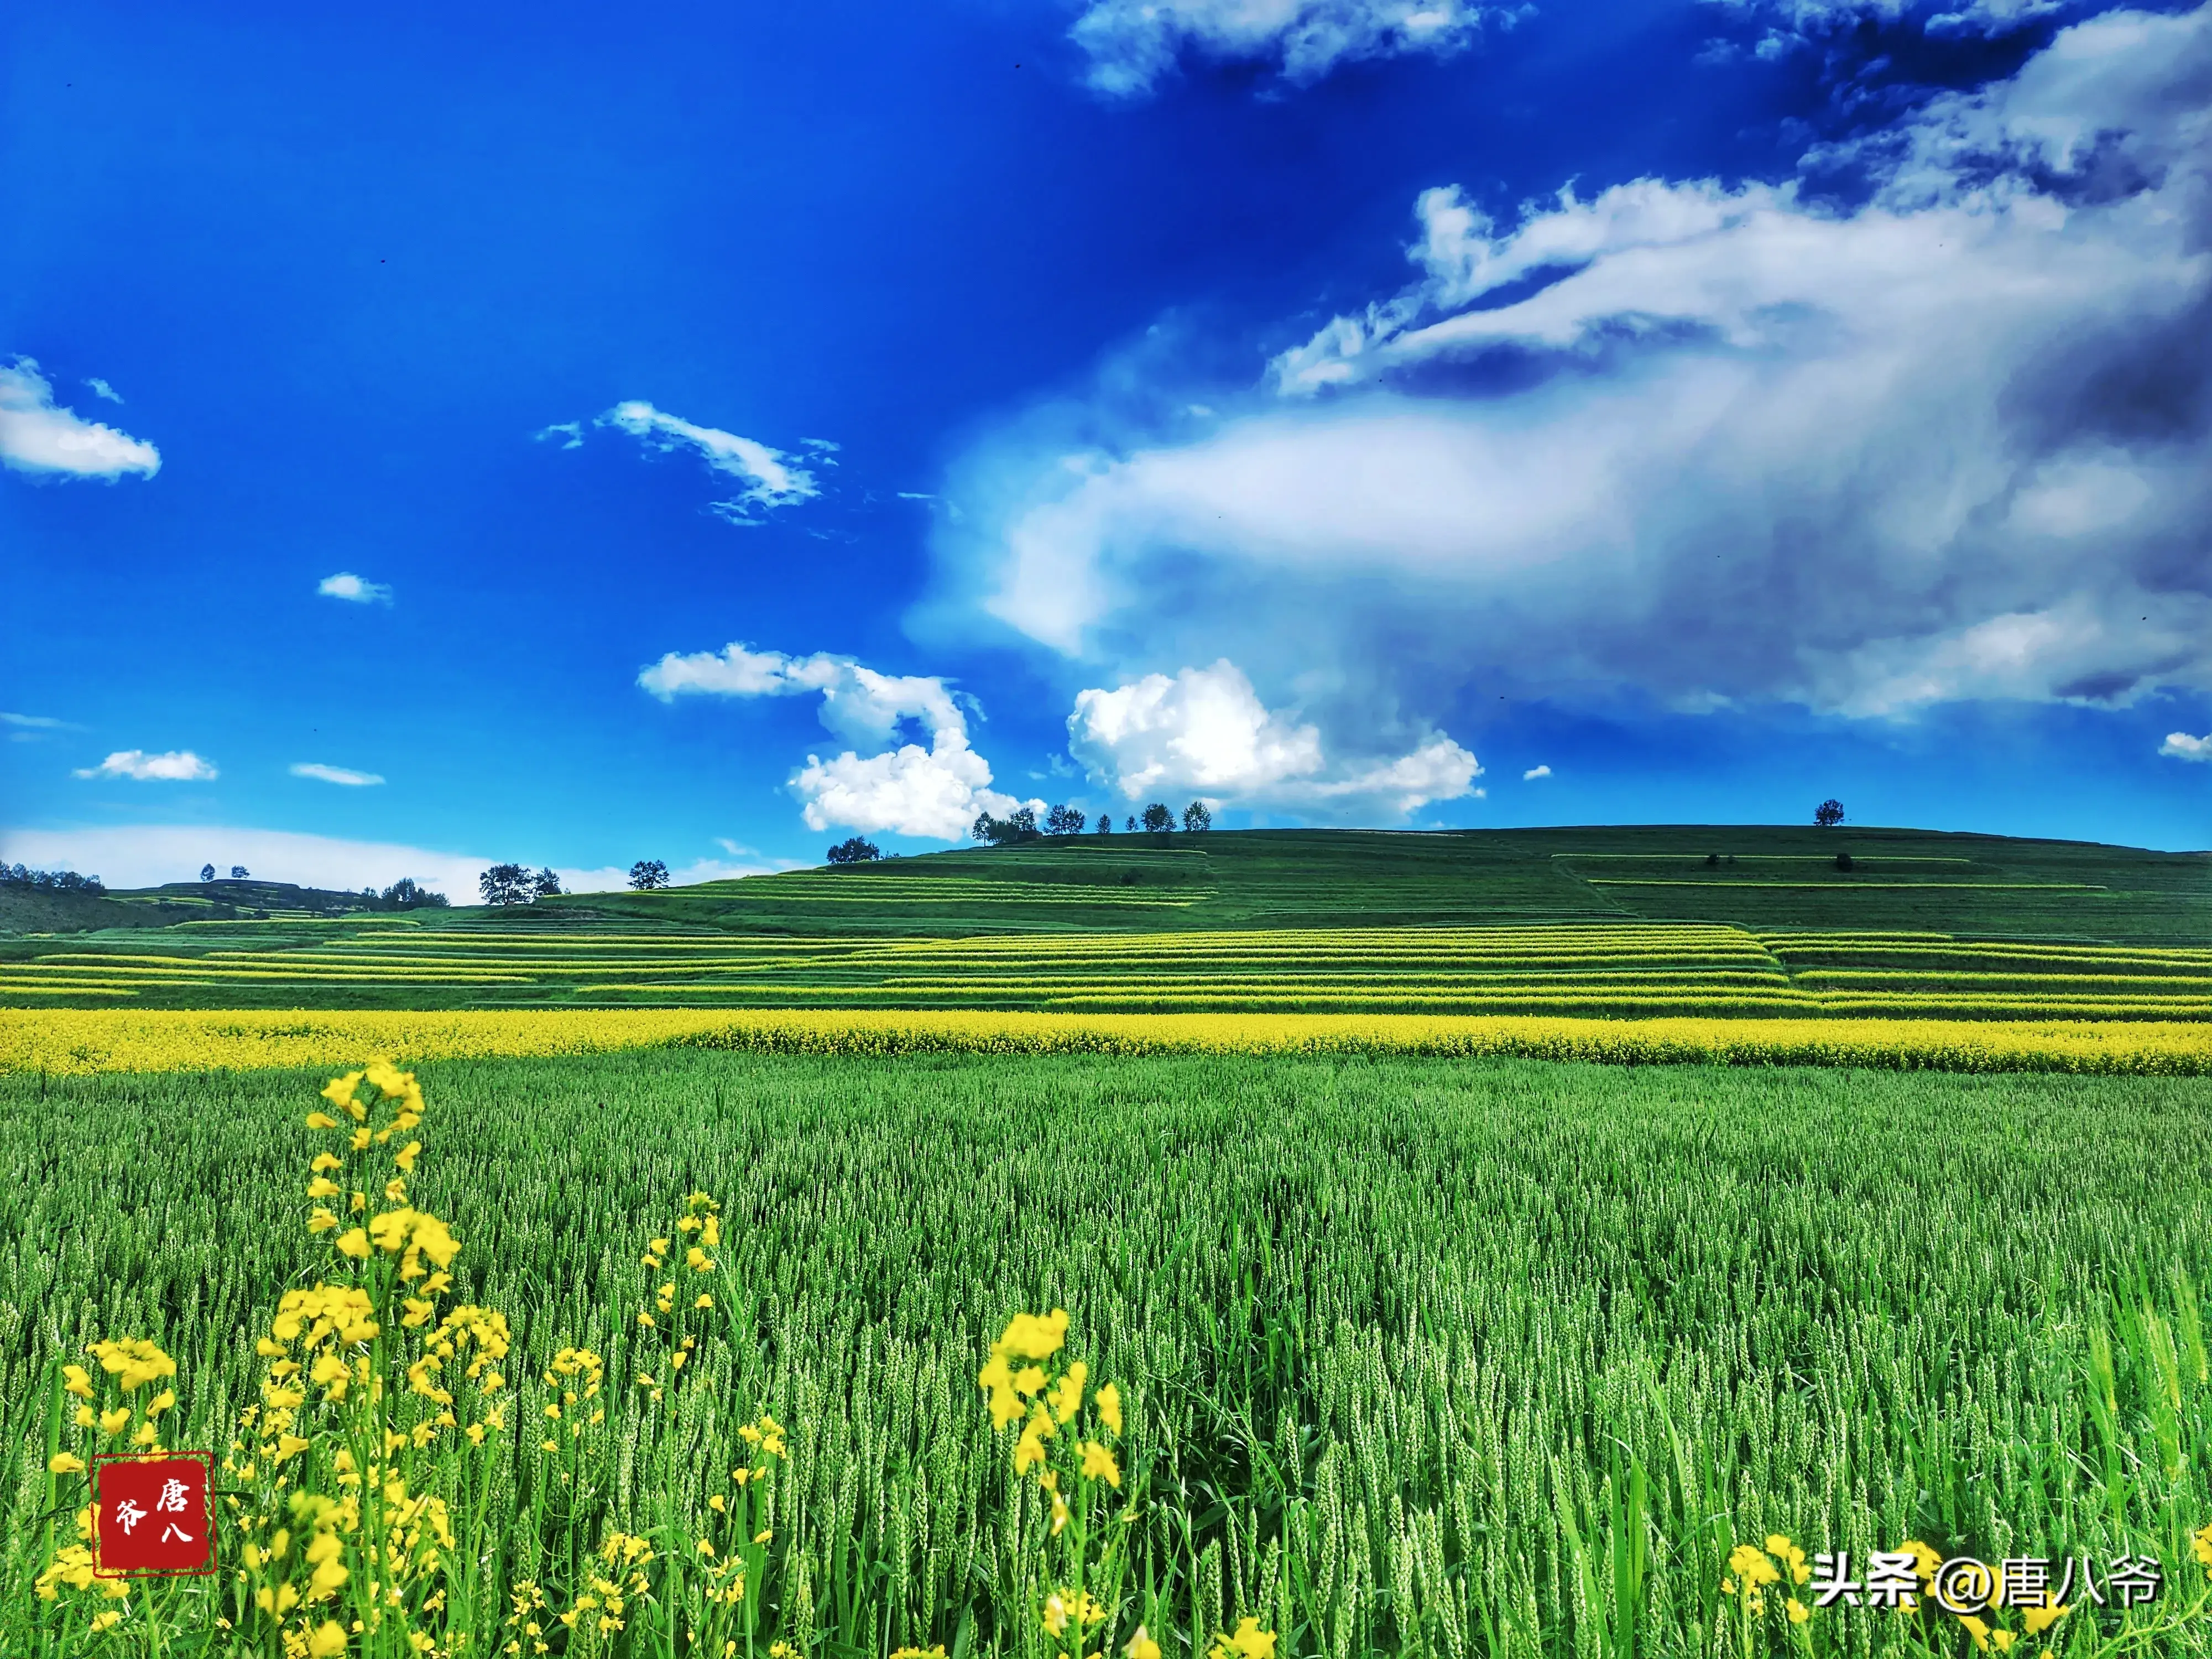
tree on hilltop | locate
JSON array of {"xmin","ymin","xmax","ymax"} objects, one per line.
[
  {"xmin": 1182, "ymin": 801, "xmax": 1212, "ymax": 832},
  {"xmin": 479, "ymin": 863, "xmax": 531, "ymax": 905},
  {"xmin": 1141, "ymin": 802, "xmax": 1175, "ymax": 834},
  {"xmin": 200, "ymin": 863, "xmax": 216, "ymax": 882},
  {"xmin": 825, "ymin": 838, "xmax": 881, "ymax": 865},
  {"xmin": 532, "ymin": 867, "xmax": 563, "ymax": 900},
  {"xmin": 629, "ymin": 859, "xmax": 671, "ymax": 889},
  {"xmin": 969, "ymin": 807, "xmax": 1041, "ymax": 847},
  {"xmin": 231, "ymin": 865, "xmax": 250, "ymax": 879},
  {"xmin": 382, "ymin": 877, "xmax": 447, "ymax": 909},
  {"xmin": 1094, "ymin": 814, "xmax": 1113, "ymax": 834},
  {"xmin": 1045, "ymin": 803, "xmax": 1087, "ymax": 836},
  {"xmin": 1815, "ymin": 799, "xmax": 1845, "ymax": 828}
]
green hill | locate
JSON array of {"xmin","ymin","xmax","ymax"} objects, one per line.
[
  {"xmin": 561, "ymin": 823, "xmax": 2211, "ymax": 941},
  {"xmin": 1, "ymin": 825, "xmax": 2204, "ymax": 1012}
]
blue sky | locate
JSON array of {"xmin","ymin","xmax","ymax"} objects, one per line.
[{"xmin": 3, "ymin": 0, "xmax": 2208, "ymax": 896}]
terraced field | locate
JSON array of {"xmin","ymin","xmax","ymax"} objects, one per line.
[{"xmin": 2, "ymin": 825, "xmax": 2204, "ymax": 1014}]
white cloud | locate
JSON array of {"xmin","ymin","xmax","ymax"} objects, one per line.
[
  {"xmin": 290, "ymin": 763, "xmax": 385, "ymax": 787},
  {"xmin": 85, "ymin": 377, "xmax": 122, "ymax": 404},
  {"xmin": 1068, "ymin": 659, "xmax": 1479, "ymax": 817},
  {"xmin": 0, "ymin": 358, "xmax": 160, "ymax": 479},
  {"xmin": 941, "ymin": 7, "xmax": 2212, "ymax": 724},
  {"xmin": 1523, "ymin": 764, "xmax": 1551, "ymax": 780},
  {"xmin": 639, "ymin": 641, "xmax": 1021, "ymax": 839},
  {"xmin": 598, "ymin": 401, "xmax": 820, "ymax": 524},
  {"xmin": 534, "ymin": 420, "xmax": 584, "ymax": 448},
  {"xmin": 1072, "ymin": 0, "xmax": 1486, "ymax": 95},
  {"xmin": 74, "ymin": 750, "xmax": 218, "ymax": 782},
  {"xmin": 2162, "ymin": 731, "xmax": 2212, "ymax": 761},
  {"xmin": 2, "ymin": 712, "xmax": 66, "ymax": 729},
  {"xmin": 318, "ymin": 572, "xmax": 393, "ymax": 605}
]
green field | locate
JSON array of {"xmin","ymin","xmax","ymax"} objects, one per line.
[
  {"xmin": 4, "ymin": 826, "xmax": 2207, "ymax": 1015},
  {"xmin": 8, "ymin": 1048, "xmax": 2212, "ymax": 1656}
]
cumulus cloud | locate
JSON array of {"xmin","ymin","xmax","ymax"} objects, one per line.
[
  {"xmin": 290, "ymin": 763, "xmax": 385, "ymax": 786},
  {"xmin": 318, "ymin": 572, "xmax": 393, "ymax": 605},
  {"xmin": 0, "ymin": 358, "xmax": 160, "ymax": 479},
  {"xmin": 1068, "ymin": 659, "xmax": 1480, "ymax": 817},
  {"xmin": 2162, "ymin": 731, "xmax": 2212, "ymax": 760},
  {"xmin": 639, "ymin": 642, "xmax": 1024, "ymax": 839},
  {"xmin": 942, "ymin": 7, "xmax": 2212, "ymax": 726},
  {"xmin": 598, "ymin": 401, "xmax": 820, "ymax": 524},
  {"xmin": 1523, "ymin": 764, "xmax": 1551, "ymax": 780},
  {"xmin": 74, "ymin": 750, "xmax": 218, "ymax": 782},
  {"xmin": 1072, "ymin": 0, "xmax": 1488, "ymax": 94}
]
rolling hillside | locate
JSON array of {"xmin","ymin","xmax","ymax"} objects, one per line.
[{"xmin": 1, "ymin": 824, "xmax": 2204, "ymax": 1012}]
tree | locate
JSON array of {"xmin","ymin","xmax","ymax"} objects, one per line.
[
  {"xmin": 1045, "ymin": 803, "xmax": 1087, "ymax": 837},
  {"xmin": 479, "ymin": 863, "xmax": 531, "ymax": 906},
  {"xmin": 532, "ymin": 867, "xmax": 563, "ymax": 900},
  {"xmin": 200, "ymin": 864, "xmax": 216, "ymax": 882},
  {"xmin": 1094, "ymin": 814, "xmax": 1113, "ymax": 834},
  {"xmin": 1140, "ymin": 802, "xmax": 1175, "ymax": 834},
  {"xmin": 230, "ymin": 865, "xmax": 250, "ymax": 880},
  {"xmin": 970, "ymin": 807, "xmax": 1042, "ymax": 847},
  {"xmin": 1125, "ymin": 816, "xmax": 1136, "ymax": 832},
  {"xmin": 1834, "ymin": 852, "xmax": 1855, "ymax": 872},
  {"xmin": 382, "ymin": 877, "xmax": 447, "ymax": 908},
  {"xmin": 629, "ymin": 859, "xmax": 671, "ymax": 889},
  {"xmin": 1181, "ymin": 800, "xmax": 1212, "ymax": 833},
  {"xmin": 1815, "ymin": 799, "xmax": 1845, "ymax": 828},
  {"xmin": 825, "ymin": 838, "xmax": 881, "ymax": 865}
]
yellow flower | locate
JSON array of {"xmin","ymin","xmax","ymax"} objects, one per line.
[
  {"xmin": 307, "ymin": 1209, "xmax": 340, "ymax": 1234},
  {"xmin": 89, "ymin": 1337, "xmax": 176, "ymax": 1392},
  {"xmin": 48, "ymin": 1452, "xmax": 86, "ymax": 1475},
  {"xmin": 307, "ymin": 1177, "xmax": 341, "ymax": 1200},
  {"xmin": 100, "ymin": 1405, "xmax": 132, "ymax": 1436},
  {"xmin": 994, "ymin": 1309, "xmax": 1070, "ymax": 1361},
  {"xmin": 696, "ymin": 1294, "xmax": 714, "ymax": 1310},
  {"xmin": 1049, "ymin": 1361, "xmax": 1087, "ymax": 1425},
  {"xmin": 350, "ymin": 1128, "xmax": 372, "ymax": 1151},
  {"xmin": 62, "ymin": 1364, "xmax": 94, "ymax": 1401},
  {"xmin": 1727, "ymin": 1543, "xmax": 1782, "ymax": 1588},
  {"xmin": 1786, "ymin": 1599, "xmax": 1809, "ymax": 1625},
  {"xmin": 1081, "ymin": 1440, "xmax": 1121, "ymax": 1488},
  {"xmin": 1097, "ymin": 1381, "xmax": 1123, "ymax": 1435},
  {"xmin": 309, "ymin": 1619, "xmax": 349, "ymax": 1656},
  {"xmin": 335, "ymin": 1228, "xmax": 371, "ymax": 1260},
  {"xmin": 1014, "ymin": 1415, "xmax": 1053, "ymax": 1473},
  {"xmin": 1126, "ymin": 1626, "xmax": 1162, "ymax": 1659},
  {"xmin": 395, "ymin": 1140, "xmax": 422, "ymax": 1172},
  {"xmin": 2021, "ymin": 1604, "xmax": 2069, "ymax": 1635},
  {"xmin": 709, "ymin": 1494, "xmax": 727, "ymax": 1514},
  {"xmin": 305, "ymin": 1109, "xmax": 340, "ymax": 1129},
  {"xmin": 754, "ymin": 1529, "xmax": 773, "ymax": 1545},
  {"xmin": 687, "ymin": 1246, "xmax": 714, "ymax": 1272},
  {"xmin": 1960, "ymin": 1614, "xmax": 1993, "ymax": 1652},
  {"xmin": 1992, "ymin": 1632, "xmax": 2016, "ymax": 1654},
  {"xmin": 1212, "ymin": 1617, "xmax": 1277, "ymax": 1659}
]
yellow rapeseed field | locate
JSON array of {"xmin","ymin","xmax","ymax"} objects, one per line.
[{"xmin": 3, "ymin": 1005, "xmax": 2206, "ymax": 1075}]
